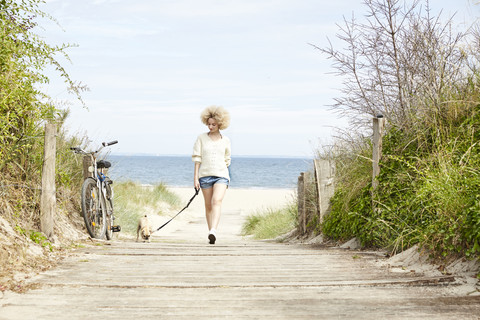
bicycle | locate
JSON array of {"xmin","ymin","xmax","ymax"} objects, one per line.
[{"xmin": 71, "ymin": 140, "xmax": 121, "ymax": 240}]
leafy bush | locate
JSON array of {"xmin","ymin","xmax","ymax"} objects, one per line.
[
  {"xmin": 0, "ymin": 0, "xmax": 86, "ymax": 228},
  {"xmin": 316, "ymin": 0, "xmax": 480, "ymax": 259},
  {"xmin": 322, "ymin": 114, "xmax": 480, "ymax": 258}
]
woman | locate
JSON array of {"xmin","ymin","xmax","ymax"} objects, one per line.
[{"xmin": 192, "ymin": 105, "xmax": 231, "ymax": 244}]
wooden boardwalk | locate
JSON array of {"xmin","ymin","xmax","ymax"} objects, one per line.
[{"xmin": 1, "ymin": 190, "xmax": 480, "ymax": 319}]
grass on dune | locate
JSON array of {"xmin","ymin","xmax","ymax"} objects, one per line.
[
  {"xmin": 241, "ymin": 202, "xmax": 297, "ymax": 240},
  {"xmin": 113, "ymin": 181, "xmax": 181, "ymax": 235}
]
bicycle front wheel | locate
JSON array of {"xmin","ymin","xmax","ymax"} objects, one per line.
[
  {"xmin": 81, "ymin": 177, "xmax": 107, "ymax": 239},
  {"xmin": 105, "ymin": 192, "xmax": 114, "ymax": 240}
]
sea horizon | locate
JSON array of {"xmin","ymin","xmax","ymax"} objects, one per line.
[
  {"xmin": 111, "ymin": 152, "xmax": 313, "ymax": 159},
  {"xmin": 108, "ymin": 155, "xmax": 313, "ymax": 189}
]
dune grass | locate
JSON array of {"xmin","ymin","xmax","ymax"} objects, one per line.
[
  {"xmin": 241, "ymin": 202, "xmax": 297, "ymax": 240},
  {"xmin": 113, "ymin": 181, "xmax": 181, "ymax": 235}
]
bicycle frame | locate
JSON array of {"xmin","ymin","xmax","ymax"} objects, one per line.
[
  {"xmin": 71, "ymin": 140, "xmax": 118, "ymax": 238},
  {"xmin": 72, "ymin": 141, "xmax": 117, "ymax": 192}
]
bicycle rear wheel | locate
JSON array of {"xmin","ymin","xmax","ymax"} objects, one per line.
[{"xmin": 81, "ymin": 177, "xmax": 107, "ymax": 239}]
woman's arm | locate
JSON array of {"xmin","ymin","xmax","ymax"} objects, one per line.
[
  {"xmin": 192, "ymin": 135, "xmax": 202, "ymax": 190},
  {"xmin": 194, "ymin": 161, "xmax": 201, "ymax": 190},
  {"xmin": 225, "ymin": 137, "xmax": 231, "ymax": 167}
]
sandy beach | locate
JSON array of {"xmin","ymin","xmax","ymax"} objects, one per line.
[
  {"xmin": 147, "ymin": 187, "xmax": 296, "ymax": 242},
  {"xmin": 169, "ymin": 187, "xmax": 296, "ymax": 216}
]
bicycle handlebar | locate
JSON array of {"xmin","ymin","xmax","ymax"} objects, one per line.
[
  {"xmin": 102, "ymin": 140, "xmax": 118, "ymax": 147},
  {"xmin": 71, "ymin": 140, "xmax": 118, "ymax": 155}
]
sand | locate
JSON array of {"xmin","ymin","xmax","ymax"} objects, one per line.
[
  {"xmin": 146, "ymin": 187, "xmax": 296, "ymax": 241},
  {"xmin": 169, "ymin": 187, "xmax": 295, "ymax": 215}
]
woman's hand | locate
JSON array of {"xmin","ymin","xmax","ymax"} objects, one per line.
[{"xmin": 194, "ymin": 178, "xmax": 200, "ymax": 191}]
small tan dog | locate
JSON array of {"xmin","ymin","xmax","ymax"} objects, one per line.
[{"xmin": 136, "ymin": 215, "xmax": 153, "ymax": 242}]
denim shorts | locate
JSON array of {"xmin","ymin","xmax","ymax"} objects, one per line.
[{"xmin": 199, "ymin": 176, "xmax": 229, "ymax": 189}]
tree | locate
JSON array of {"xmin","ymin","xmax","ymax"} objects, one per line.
[
  {"xmin": 313, "ymin": 0, "xmax": 470, "ymax": 134},
  {"xmin": 0, "ymin": 0, "xmax": 86, "ymax": 175}
]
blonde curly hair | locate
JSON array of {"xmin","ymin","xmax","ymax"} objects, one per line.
[{"xmin": 200, "ymin": 105, "xmax": 230, "ymax": 130}]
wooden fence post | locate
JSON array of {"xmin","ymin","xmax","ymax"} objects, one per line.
[
  {"xmin": 304, "ymin": 171, "xmax": 312, "ymax": 228},
  {"xmin": 297, "ymin": 172, "xmax": 306, "ymax": 234},
  {"xmin": 40, "ymin": 122, "xmax": 56, "ymax": 239},
  {"xmin": 372, "ymin": 116, "xmax": 385, "ymax": 191},
  {"xmin": 83, "ymin": 155, "xmax": 93, "ymax": 179},
  {"xmin": 313, "ymin": 159, "xmax": 336, "ymax": 223}
]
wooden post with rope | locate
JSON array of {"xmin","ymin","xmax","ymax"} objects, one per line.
[
  {"xmin": 83, "ymin": 155, "xmax": 93, "ymax": 179},
  {"xmin": 40, "ymin": 122, "xmax": 56, "ymax": 239},
  {"xmin": 297, "ymin": 172, "xmax": 306, "ymax": 234},
  {"xmin": 372, "ymin": 115, "xmax": 385, "ymax": 192},
  {"xmin": 313, "ymin": 159, "xmax": 335, "ymax": 224}
]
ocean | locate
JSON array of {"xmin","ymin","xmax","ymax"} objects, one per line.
[{"xmin": 108, "ymin": 155, "xmax": 312, "ymax": 189}]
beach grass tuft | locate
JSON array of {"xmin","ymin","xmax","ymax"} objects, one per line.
[
  {"xmin": 241, "ymin": 202, "xmax": 297, "ymax": 240},
  {"xmin": 114, "ymin": 181, "xmax": 181, "ymax": 235}
]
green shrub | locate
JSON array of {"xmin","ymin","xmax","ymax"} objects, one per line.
[
  {"xmin": 324, "ymin": 118, "xmax": 480, "ymax": 258},
  {"xmin": 314, "ymin": 0, "xmax": 480, "ymax": 260}
]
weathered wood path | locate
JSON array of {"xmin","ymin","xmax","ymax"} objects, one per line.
[{"xmin": 1, "ymin": 189, "xmax": 479, "ymax": 319}]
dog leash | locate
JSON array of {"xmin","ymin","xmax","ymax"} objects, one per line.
[{"xmin": 152, "ymin": 188, "xmax": 200, "ymax": 233}]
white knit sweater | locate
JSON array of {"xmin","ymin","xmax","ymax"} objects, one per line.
[{"xmin": 192, "ymin": 133, "xmax": 231, "ymax": 180}]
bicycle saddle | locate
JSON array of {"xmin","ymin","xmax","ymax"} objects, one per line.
[{"xmin": 96, "ymin": 160, "xmax": 111, "ymax": 168}]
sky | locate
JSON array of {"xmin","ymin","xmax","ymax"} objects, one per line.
[{"xmin": 39, "ymin": 0, "xmax": 478, "ymax": 157}]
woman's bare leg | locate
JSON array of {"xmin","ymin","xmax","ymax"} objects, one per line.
[
  {"xmin": 201, "ymin": 187, "xmax": 214, "ymax": 230},
  {"xmin": 201, "ymin": 184, "xmax": 227, "ymax": 231},
  {"xmin": 209, "ymin": 183, "xmax": 227, "ymax": 230}
]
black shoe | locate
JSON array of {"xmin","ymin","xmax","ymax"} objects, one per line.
[{"xmin": 208, "ymin": 233, "xmax": 216, "ymax": 244}]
